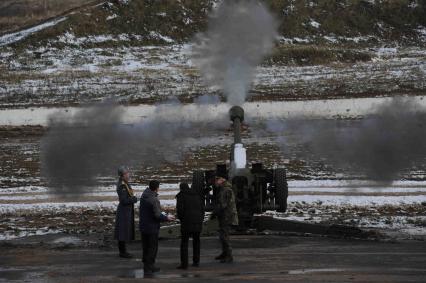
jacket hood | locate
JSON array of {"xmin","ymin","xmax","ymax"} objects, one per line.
[
  {"xmin": 179, "ymin": 187, "xmax": 197, "ymax": 195},
  {"xmin": 176, "ymin": 187, "xmax": 198, "ymax": 199}
]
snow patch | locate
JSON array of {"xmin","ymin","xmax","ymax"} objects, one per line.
[
  {"xmin": 288, "ymin": 195, "xmax": 426, "ymax": 206},
  {"xmin": 106, "ymin": 14, "xmax": 118, "ymax": 21},
  {"xmin": 3, "ymin": 96, "xmax": 426, "ymax": 126},
  {"xmin": 0, "ymin": 200, "xmax": 176, "ymax": 214},
  {"xmin": 149, "ymin": 31, "xmax": 174, "ymax": 43},
  {"xmin": 0, "ymin": 17, "xmax": 67, "ymax": 47},
  {"xmin": 324, "ymin": 35, "xmax": 338, "ymax": 43},
  {"xmin": 58, "ymin": 32, "xmax": 133, "ymax": 45},
  {"xmin": 52, "ymin": 236, "xmax": 84, "ymax": 245},
  {"xmin": 309, "ymin": 19, "xmax": 321, "ymax": 29},
  {"xmin": 0, "ymin": 227, "xmax": 62, "ymax": 241},
  {"xmin": 376, "ymin": 47, "xmax": 398, "ymax": 57}
]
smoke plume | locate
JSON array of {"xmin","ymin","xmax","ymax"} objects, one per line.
[
  {"xmin": 41, "ymin": 100, "xmax": 227, "ymax": 195},
  {"xmin": 193, "ymin": 0, "xmax": 278, "ymax": 106},
  {"xmin": 267, "ymin": 97, "xmax": 426, "ymax": 183}
]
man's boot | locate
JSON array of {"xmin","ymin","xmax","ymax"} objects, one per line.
[
  {"xmin": 220, "ymin": 248, "xmax": 233, "ymax": 263},
  {"xmin": 118, "ymin": 241, "xmax": 133, "ymax": 258},
  {"xmin": 144, "ymin": 265, "xmax": 160, "ymax": 274},
  {"xmin": 220, "ymin": 254, "xmax": 233, "ymax": 263},
  {"xmin": 144, "ymin": 266, "xmax": 153, "ymax": 276},
  {"xmin": 215, "ymin": 242, "xmax": 227, "ymax": 260},
  {"xmin": 120, "ymin": 252, "xmax": 133, "ymax": 259},
  {"xmin": 176, "ymin": 264, "xmax": 188, "ymax": 270}
]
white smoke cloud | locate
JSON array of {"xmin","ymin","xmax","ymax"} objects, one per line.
[{"xmin": 193, "ymin": 0, "xmax": 278, "ymax": 106}]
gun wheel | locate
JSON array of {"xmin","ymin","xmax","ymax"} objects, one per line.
[
  {"xmin": 275, "ymin": 168, "xmax": 288, "ymax": 212},
  {"xmin": 192, "ymin": 170, "xmax": 205, "ymax": 196}
]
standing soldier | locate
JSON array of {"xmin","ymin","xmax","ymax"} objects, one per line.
[
  {"xmin": 114, "ymin": 166, "xmax": 138, "ymax": 258},
  {"xmin": 211, "ymin": 175, "xmax": 238, "ymax": 263},
  {"xmin": 176, "ymin": 182, "xmax": 205, "ymax": 269}
]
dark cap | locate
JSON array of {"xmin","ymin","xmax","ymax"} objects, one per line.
[
  {"xmin": 215, "ymin": 172, "xmax": 228, "ymax": 180},
  {"xmin": 149, "ymin": 180, "xmax": 160, "ymax": 190}
]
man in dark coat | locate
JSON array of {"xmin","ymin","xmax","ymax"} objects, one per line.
[
  {"xmin": 176, "ymin": 182, "xmax": 205, "ymax": 269},
  {"xmin": 114, "ymin": 166, "xmax": 138, "ymax": 258},
  {"xmin": 140, "ymin": 180, "xmax": 175, "ymax": 274},
  {"xmin": 211, "ymin": 176, "xmax": 238, "ymax": 263}
]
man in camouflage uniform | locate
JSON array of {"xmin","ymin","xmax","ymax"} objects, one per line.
[{"xmin": 211, "ymin": 176, "xmax": 238, "ymax": 263}]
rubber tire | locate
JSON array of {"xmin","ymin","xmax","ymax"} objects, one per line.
[
  {"xmin": 192, "ymin": 170, "xmax": 205, "ymax": 196},
  {"xmin": 275, "ymin": 168, "xmax": 288, "ymax": 212}
]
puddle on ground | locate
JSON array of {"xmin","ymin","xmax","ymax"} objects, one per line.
[
  {"xmin": 120, "ymin": 269, "xmax": 202, "ymax": 279},
  {"xmin": 287, "ymin": 267, "xmax": 426, "ymax": 275},
  {"xmin": 119, "ymin": 268, "xmax": 349, "ymax": 279},
  {"xmin": 0, "ymin": 268, "xmax": 43, "ymax": 281},
  {"xmin": 0, "ymin": 270, "xmax": 25, "ymax": 281},
  {"xmin": 119, "ymin": 267, "xmax": 426, "ymax": 279},
  {"xmin": 288, "ymin": 268, "xmax": 346, "ymax": 275}
]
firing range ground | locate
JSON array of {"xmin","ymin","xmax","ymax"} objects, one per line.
[
  {"xmin": 1, "ymin": 121, "xmax": 425, "ymax": 242},
  {"xmin": 1, "ymin": 234, "xmax": 426, "ymax": 282}
]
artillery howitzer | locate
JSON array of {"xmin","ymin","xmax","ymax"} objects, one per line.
[{"xmin": 192, "ymin": 106, "xmax": 288, "ymax": 227}]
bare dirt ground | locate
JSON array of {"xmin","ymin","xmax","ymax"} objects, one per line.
[{"xmin": 1, "ymin": 234, "xmax": 426, "ymax": 282}]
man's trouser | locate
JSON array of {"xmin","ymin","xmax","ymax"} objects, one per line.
[
  {"xmin": 118, "ymin": 241, "xmax": 127, "ymax": 254},
  {"xmin": 180, "ymin": 231, "xmax": 201, "ymax": 266},
  {"xmin": 141, "ymin": 233, "xmax": 159, "ymax": 269},
  {"xmin": 218, "ymin": 223, "xmax": 232, "ymax": 256}
]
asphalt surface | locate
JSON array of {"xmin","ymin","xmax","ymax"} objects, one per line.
[{"xmin": 1, "ymin": 234, "xmax": 426, "ymax": 282}]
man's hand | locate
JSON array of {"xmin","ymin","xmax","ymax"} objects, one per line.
[{"xmin": 167, "ymin": 215, "xmax": 176, "ymax": 221}]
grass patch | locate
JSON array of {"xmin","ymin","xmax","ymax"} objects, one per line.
[
  {"xmin": 267, "ymin": 0, "xmax": 426, "ymax": 38},
  {"xmin": 11, "ymin": 0, "xmax": 214, "ymax": 49},
  {"xmin": 4, "ymin": 0, "xmax": 426, "ymax": 50},
  {"xmin": 0, "ymin": 0, "xmax": 97, "ymax": 34},
  {"xmin": 265, "ymin": 44, "xmax": 371, "ymax": 66}
]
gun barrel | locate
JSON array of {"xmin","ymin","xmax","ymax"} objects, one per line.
[
  {"xmin": 233, "ymin": 117, "xmax": 242, "ymax": 143},
  {"xmin": 229, "ymin": 106, "xmax": 244, "ymax": 144}
]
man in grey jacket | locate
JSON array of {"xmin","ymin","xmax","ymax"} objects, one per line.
[{"xmin": 140, "ymin": 180, "xmax": 174, "ymax": 274}]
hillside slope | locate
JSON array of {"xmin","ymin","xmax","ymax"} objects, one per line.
[
  {"xmin": 0, "ymin": 0, "xmax": 425, "ymax": 108},
  {"xmin": 0, "ymin": 0, "xmax": 98, "ymax": 35},
  {"xmin": 2, "ymin": 0, "xmax": 426, "ymax": 48}
]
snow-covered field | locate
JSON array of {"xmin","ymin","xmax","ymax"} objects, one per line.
[
  {"xmin": 0, "ymin": 42, "xmax": 425, "ymax": 107},
  {"xmin": 2, "ymin": 95, "xmax": 426, "ymax": 126},
  {"xmin": 1, "ymin": 180, "xmax": 425, "ymax": 240},
  {"xmin": 1, "ymin": 180, "xmax": 425, "ymax": 213}
]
